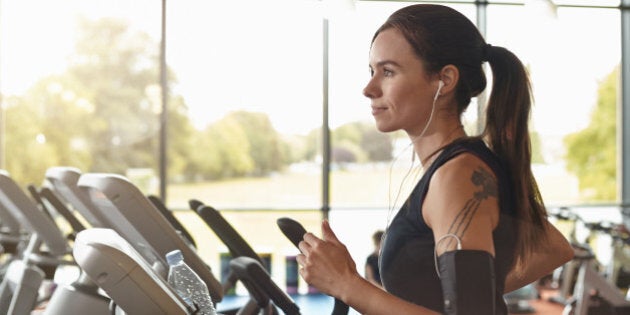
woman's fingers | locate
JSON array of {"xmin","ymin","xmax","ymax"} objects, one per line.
[
  {"xmin": 302, "ymin": 231, "xmax": 321, "ymax": 244},
  {"xmin": 321, "ymin": 220, "xmax": 341, "ymax": 244},
  {"xmin": 292, "ymin": 223, "xmax": 358, "ymax": 297}
]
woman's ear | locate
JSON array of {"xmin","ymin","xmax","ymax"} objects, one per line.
[{"xmin": 438, "ymin": 65, "xmax": 459, "ymax": 95}]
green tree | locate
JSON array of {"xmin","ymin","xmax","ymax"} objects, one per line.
[
  {"xmin": 303, "ymin": 121, "xmax": 394, "ymax": 165},
  {"xmin": 303, "ymin": 128, "xmax": 322, "ymax": 161},
  {"xmin": 564, "ymin": 66, "xmax": 618, "ymax": 201},
  {"xmin": 332, "ymin": 140, "xmax": 366, "ymax": 167},
  {"xmin": 5, "ymin": 17, "xmax": 196, "ymax": 186},
  {"xmin": 3, "ymin": 96, "xmax": 60, "ymax": 185},
  {"xmin": 280, "ymin": 133, "xmax": 309, "ymax": 165},
  {"xmin": 192, "ymin": 116, "xmax": 254, "ymax": 179},
  {"xmin": 60, "ymin": 17, "xmax": 193, "ymax": 178},
  {"xmin": 66, "ymin": 17, "xmax": 162, "ymax": 173},
  {"xmin": 333, "ymin": 121, "xmax": 393, "ymax": 163},
  {"xmin": 22, "ymin": 76, "xmax": 94, "ymax": 169},
  {"xmin": 226, "ymin": 111, "xmax": 286, "ymax": 176},
  {"xmin": 184, "ymin": 129, "xmax": 223, "ymax": 181},
  {"xmin": 3, "ymin": 75, "xmax": 96, "ymax": 185},
  {"xmin": 164, "ymin": 93, "xmax": 196, "ymax": 182},
  {"xmin": 361, "ymin": 127, "xmax": 393, "ymax": 162},
  {"xmin": 333, "ymin": 122, "xmax": 362, "ymax": 145}
]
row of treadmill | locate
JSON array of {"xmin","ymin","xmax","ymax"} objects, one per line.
[{"xmin": 0, "ymin": 166, "xmax": 319, "ymax": 315}]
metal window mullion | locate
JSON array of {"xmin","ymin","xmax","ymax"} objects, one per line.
[
  {"xmin": 322, "ymin": 18, "xmax": 331, "ymax": 220},
  {"xmin": 621, "ymin": 0, "xmax": 630, "ymax": 208},
  {"xmin": 159, "ymin": 0, "xmax": 168, "ymax": 202}
]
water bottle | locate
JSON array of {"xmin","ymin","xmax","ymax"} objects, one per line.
[{"xmin": 166, "ymin": 249, "xmax": 218, "ymax": 315}]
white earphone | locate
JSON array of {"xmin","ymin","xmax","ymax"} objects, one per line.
[
  {"xmin": 434, "ymin": 233, "xmax": 462, "ymax": 278},
  {"xmin": 434, "ymin": 80, "xmax": 444, "ymax": 101}
]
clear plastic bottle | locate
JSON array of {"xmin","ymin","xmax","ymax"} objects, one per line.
[{"xmin": 166, "ymin": 249, "xmax": 217, "ymax": 315}]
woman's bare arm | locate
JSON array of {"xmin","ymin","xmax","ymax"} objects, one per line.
[{"xmin": 504, "ymin": 220, "xmax": 574, "ymax": 293}]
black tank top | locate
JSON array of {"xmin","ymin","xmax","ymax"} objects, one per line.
[{"xmin": 379, "ymin": 138, "xmax": 517, "ymax": 314}]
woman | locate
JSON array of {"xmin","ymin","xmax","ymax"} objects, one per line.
[
  {"xmin": 365, "ymin": 230, "xmax": 384, "ymax": 287},
  {"xmin": 296, "ymin": 4, "xmax": 574, "ymax": 315}
]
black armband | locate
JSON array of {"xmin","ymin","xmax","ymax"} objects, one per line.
[{"xmin": 438, "ymin": 250, "xmax": 496, "ymax": 315}]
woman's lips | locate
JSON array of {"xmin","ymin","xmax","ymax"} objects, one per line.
[{"xmin": 371, "ymin": 106, "xmax": 387, "ymax": 115}]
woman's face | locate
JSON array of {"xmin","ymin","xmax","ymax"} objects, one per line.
[{"xmin": 363, "ymin": 28, "xmax": 437, "ymax": 136}]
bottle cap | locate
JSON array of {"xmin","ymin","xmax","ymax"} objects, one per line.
[{"xmin": 165, "ymin": 249, "xmax": 184, "ymax": 265}]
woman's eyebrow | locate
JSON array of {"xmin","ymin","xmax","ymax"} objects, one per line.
[{"xmin": 374, "ymin": 60, "xmax": 402, "ymax": 68}]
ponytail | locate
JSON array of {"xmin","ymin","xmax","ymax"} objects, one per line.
[{"xmin": 483, "ymin": 45, "xmax": 548, "ymax": 272}]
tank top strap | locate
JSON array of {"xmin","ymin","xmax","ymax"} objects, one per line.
[{"xmin": 415, "ymin": 138, "xmax": 514, "ymax": 216}]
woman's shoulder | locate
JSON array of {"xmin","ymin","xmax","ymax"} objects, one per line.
[
  {"xmin": 423, "ymin": 149, "xmax": 501, "ymax": 233},
  {"xmin": 433, "ymin": 149, "xmax": 497, "ymax": 188},
  {"xmin": 431, "ymin": 137, "xmax": 499, "ymax": 186},
  {"xmin": 442, "ymin": 137, "xmax": 493, "ymax": 158}
]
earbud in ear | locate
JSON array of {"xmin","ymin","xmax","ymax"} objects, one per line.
[{"xmin": 434, "ymin": 80, "xmax": 444, "ymax": 101}]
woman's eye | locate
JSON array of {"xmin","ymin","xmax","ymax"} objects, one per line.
[{"xmin": 383, "ymin": 69, "xmax": 393, "ymax": 76}]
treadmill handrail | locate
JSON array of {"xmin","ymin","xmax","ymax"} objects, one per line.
[
  {"xmin": 193, "ymin": 202, "xmax": 262, "ymax": 264},
  {"xmin": 230, "ymin": 256, "xmax": 300, "ymax": 315},
  {"xmin": 277, "ymin": 217, "xmax": 350, "ymax": 315}
]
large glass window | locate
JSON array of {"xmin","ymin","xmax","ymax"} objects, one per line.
[
  {"xmin": 0, "ymin": 0, "xmax": 626, "ymax": 299},
  {"xmin": 4, "ymin": 2, "xmax": 621, "ymax": 216},
  {"xmin": 0, "ymin": 0, "xmax": 162, "ymax": 191},
  {"xmin": 164, "ymin": 1, "xmax": 325, "ymax": 210},
  {"xmin": 487, "ymin": 3, "xmax": 620, "ymax": 206}
]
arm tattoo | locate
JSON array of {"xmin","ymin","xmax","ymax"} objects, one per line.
[{"xmin": 439, "ymin": 167, "xmax": 498, "ymax": 250}]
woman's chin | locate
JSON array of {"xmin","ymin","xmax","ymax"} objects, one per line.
[{"xmin": 374, "ymin": 122, "xmax": 397, "ymax": 134}]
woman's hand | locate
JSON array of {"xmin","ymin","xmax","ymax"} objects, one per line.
[
  {"xmin": 296, "ymin": 220, "xmax": 442, "ymax": 315},
  {"xmin": 296, "ymin": 220, "xmax": 359, "ymax": 297}
]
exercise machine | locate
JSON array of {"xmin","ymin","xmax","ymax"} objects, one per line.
[
  {"xmin": 562, "ymin": 241, "xmax": 630, "ymax": 315},
  {"xmin": 0, "ymin": 171, "xmax": 84, "ymax": 314},
  {"xmin": 229, "ymin": 256, "xmax": 300, "ymax": 315},
  {"xmin": 189, "ymin": 200, "xmax": 343, "ymax": 314},
  {"xmin": 0, "ymin": 190, "xmax": 29, "ymax": 283},
  {"xmin": 545, "ymin": 207, "xmax": 630, "ymax": 315},
  {"xmin": 148, "ymin": 195, "xmax": 197, "ymax": 250},
  {"xmin": 43, "ymin": 166, "xmax": 107, "ymax": 229},
  {"xmin": 76, "ymin": 173, "xmax": 224, "ymax": 304},
  {"xmin": 43, "ymin": 168, "xmax": 225, "ymax": 314},
  {"xmin": 190, "ymin": 199, "xmax": 293, "ymax": 314},
  {"xmin": 73, "ymin": 228, "xmax": 190, "ymax": 314}
]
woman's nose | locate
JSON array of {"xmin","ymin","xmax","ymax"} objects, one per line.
[{"xmin": 363, "ymin": 78, "xmax": 380, "ymax": 99}]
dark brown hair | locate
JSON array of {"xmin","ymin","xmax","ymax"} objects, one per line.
[{"xmin": 374, "ymin": 4, "xmax": 548, "ymax": 271}]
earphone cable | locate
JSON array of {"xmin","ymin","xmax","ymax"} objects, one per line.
[{"xmin": 385, "ymin": 89, "xmax": 440, "ymax": 233}]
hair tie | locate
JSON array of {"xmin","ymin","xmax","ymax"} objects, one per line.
[{"xmin": 482, "ymin": 43, "xmax": 492, "ymax": 61}]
